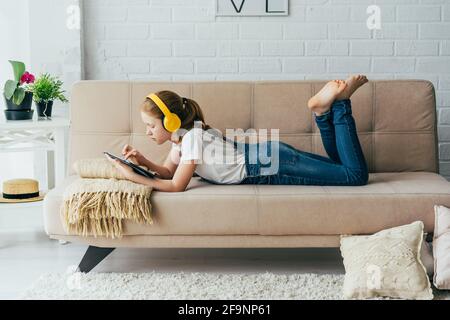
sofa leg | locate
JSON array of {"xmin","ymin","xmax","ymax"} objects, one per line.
[{"xmin": 78, "ymin": 246, "xmax": 115, "ymax": 273}]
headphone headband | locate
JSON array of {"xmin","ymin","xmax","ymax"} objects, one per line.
[{"xmin": 147, "ymin": 93, "xmax": 171, "ymax": 117}]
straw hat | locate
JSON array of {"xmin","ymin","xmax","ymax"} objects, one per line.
[{"xmin": 0, "ymin": 179, "xmax": 45, "ymax": 203}]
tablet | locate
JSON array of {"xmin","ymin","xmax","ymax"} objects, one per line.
[{"xmin": 104, "ymin": 151, "xmax": 156, "ymax": 179}]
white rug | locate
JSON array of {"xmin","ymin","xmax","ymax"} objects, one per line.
[{"xmin": 19, "ymin": 271, "xmax": 450, "ymax": 300}]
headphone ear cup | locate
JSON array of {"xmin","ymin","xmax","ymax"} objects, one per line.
[{"xmin": 164, "ymin": 113, "xmax": 181, "ymax": 133}]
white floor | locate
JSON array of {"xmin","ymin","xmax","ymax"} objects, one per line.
[{"xmin": 0, "ymin": 230, "xmax": 345, "ymax": 299}]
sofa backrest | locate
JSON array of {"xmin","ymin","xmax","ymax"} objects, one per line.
[{"xmin": 68, "ymin": 80, "xmax": 438, "ymax": 175}]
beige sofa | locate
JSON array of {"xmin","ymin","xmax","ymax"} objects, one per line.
[{"xmin": 43, "ymin": 79, "xmax": 450, "ymax": 272}]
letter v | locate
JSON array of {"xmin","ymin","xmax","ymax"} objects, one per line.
[{"xmin": 230, "ymin": 0, "xmax": 246, "ymax": 13}]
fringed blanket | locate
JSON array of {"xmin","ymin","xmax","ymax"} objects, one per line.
[{"xmin": 60, "ymin": 158, "xmax": 153, "ymax": 239}]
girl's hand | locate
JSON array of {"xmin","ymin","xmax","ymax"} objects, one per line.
[
  {"xmin": 105, "ymin": 154, "xmax": 136, "ymax": 180},
  {"xmin": 122, "ymin": 144, "xmax": 147, "ymax": 167}
]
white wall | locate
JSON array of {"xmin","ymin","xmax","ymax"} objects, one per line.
[
  {"xmin": 28, "ymin": 0, "xmax": 83, "ymax": 119},
  {"xmin": 0, "ymin": 0, "xmax": 82, "ymax": 191},
  {"xmin": 0, "ymin": 0, "xmax": 31, "ymax": 88},
  {"xmin": 0, "ymin": 0, "xmax": 34, "ymax": 189},
  {"xmin": 83, "ymin": 0, "xmax": 450, "ymax": 178}
]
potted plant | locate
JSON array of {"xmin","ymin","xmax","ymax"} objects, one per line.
[
  {"xmin": 3, "ymin": 60, "xmax": 35, "ymax": 120},
  {"xmin": 28, "ymin": 73, "xmax": 68, "ymax": 119}
]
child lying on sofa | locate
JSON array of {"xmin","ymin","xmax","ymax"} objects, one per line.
[{"xmin": 106, "ymin": 74, "xmax": 369, "ymax": 192}]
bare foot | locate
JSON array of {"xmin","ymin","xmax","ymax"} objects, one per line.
[
  {"xmin": 335, "ymin": 74, "xmax": 369, "ymax": 101},
  {"xmin": 308, "ymin": 80, "xmax": 347, "ymax": 116}
]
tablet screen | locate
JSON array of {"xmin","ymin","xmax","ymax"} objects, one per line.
[{"xmin": 104, "ymin": 152, "xmax": 156, "ymax": 178}]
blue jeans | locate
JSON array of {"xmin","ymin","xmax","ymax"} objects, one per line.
[{"xmin": 239, "ymin": 99, "xmax": 369, "ymax": 186}]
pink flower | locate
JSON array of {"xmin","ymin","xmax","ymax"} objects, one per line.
[{"xmin": 20, "ymin": 71, "xmax": 35, "ymax": 84}]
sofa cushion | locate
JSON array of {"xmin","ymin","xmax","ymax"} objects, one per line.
[
  {"xmin": 44, "ymin": 172, "xmax": 450, "ymax": 237},
  {"xmin": 68, "ymin": 80, "xmax": 438, "ymax": 176},
  {"xmin": 258, "ymin": 172, "xmax": 450, "ymax": 235},
  {"xmin": 44, "ymin": 175, "xmax": 259, "ymax": 236}
]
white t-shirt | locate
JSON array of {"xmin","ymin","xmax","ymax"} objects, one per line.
[{"xmin": 172, "ymin": 128, "xmax": 247, "ymax": 184}]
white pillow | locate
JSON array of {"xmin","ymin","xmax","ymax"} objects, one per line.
[
  {"xmin": 433, "ymin": 205, "xmax": 450, "ymax": 289},
  {"xmin": 340, "ymin": 221, "xmax": 433, "ymax": 300}
]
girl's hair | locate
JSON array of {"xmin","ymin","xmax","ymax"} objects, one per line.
[
  {"xmin": 140, "ymin": 90, "xmax": 218, "ymax": 143},
  {"xmin": 140, "ymin": 90, "xmax": 211, "ymax": 130}
]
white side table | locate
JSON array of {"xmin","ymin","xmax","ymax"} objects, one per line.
[{"xmin": 0, "ymin": 115, "xmax": 70, "ymax": 188}]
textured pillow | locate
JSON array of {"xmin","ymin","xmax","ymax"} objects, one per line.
[
  {"xmin": 433, "ymin": 205, "xmax": 450, "ymax": 289},
  {"xmin": 340, "ymin": 221, "xmax": 433, "ymax": 300},
  {"xmin": 73, "ymin": 158, "xmax": 127, "ymax": 179},
  {"xmin": 73, "ymin": 158, "xmax": 149, "ymax": 180}
]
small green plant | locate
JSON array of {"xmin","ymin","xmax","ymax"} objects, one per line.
[
  {"xmin": 3, "ymin": 60, "xmax": 35, "ymax": 105},
  {"xmin": 29, "ymin": 73, "xmax": 68, "ymax": 104}
]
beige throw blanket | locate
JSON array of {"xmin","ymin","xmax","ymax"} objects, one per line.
[{"xmin": 60, "ymin": 158, "xmax": 153, "ymax": 239}]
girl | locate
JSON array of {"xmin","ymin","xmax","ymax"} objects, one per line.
[{"xmin": 106, "ymin": 75, "xmax": 369, "ymax": 192}]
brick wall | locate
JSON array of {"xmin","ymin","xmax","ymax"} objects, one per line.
[{"xmin": 82, "ymin": 0, "xmax": 450, "ymax": 178}]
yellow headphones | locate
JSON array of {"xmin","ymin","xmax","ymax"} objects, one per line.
[{"xmin": 146, "ymin": 93, "xmax": 182, "ymax": 133}]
